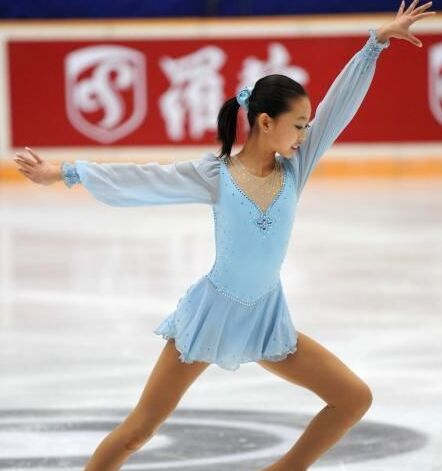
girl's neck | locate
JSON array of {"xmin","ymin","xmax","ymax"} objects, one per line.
[{"xmin": 232, "ymin": 138, "xmax": 276, "ymax": 177}]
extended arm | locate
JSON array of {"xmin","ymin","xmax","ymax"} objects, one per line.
[
  {"xmin": 60, "ymin": 153, "xmax": 221, "ymax": 206},
  {"xmin": 12, "ymin": 147, "xmax": 220, "ymax": 206}
]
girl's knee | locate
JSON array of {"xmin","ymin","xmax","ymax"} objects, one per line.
[
  {"xmin": 121, "ymin": 411, "xmax": 161, "ymax": 452},
  {"xmin": 344, "ymin": 382, "xmax": 373, "ymax": 419},
  {"xmin": 356, "ymin": 382, "xmax": 373, "ymax": 412},
  {"xmin": 125, "ymin": 431, "xmax": 153, "ymax": 452},
  {"xmin": 331, "ymin": 381, "xmax": 373, "ymax": 420},
  {"xmin": 124, "ymin": 424, "xmax": 157, "ymax": 452}
]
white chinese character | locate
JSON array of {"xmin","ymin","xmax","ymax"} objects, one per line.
[{"xmin": 159, "ymin": 46, "xmax": 226, "ymax": 140}]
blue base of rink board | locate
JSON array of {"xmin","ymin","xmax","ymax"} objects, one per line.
[{"xmin": 1, "ymin": 0, "xmax": 408, "ymax": 19}]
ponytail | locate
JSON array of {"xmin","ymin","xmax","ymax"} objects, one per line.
[{"xmin": 216, "ymin": 96, "xmax": 241, "ymax": 159}]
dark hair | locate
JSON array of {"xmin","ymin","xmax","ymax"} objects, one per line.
[{"xmin": 215, "ymin": 74, "xmax": 309, "ymax": 159}]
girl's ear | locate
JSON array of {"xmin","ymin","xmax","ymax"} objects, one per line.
[{"xmin": 258, "ymin": 113, "xmax": 272, "ymax": 133}]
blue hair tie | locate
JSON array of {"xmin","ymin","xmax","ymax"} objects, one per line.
[{"xmin": 236, "ymin": 86, "xmax": 254, "ymax": 111}]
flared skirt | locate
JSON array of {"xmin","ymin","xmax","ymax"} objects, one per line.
[{"xmin": 153, "ymin": 273, "xmax": 298, "ymax": 371}]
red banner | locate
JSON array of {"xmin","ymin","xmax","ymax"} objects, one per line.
[{"xmin": 7, "ymin": 34, "xmax": 442, "ymax": 147}]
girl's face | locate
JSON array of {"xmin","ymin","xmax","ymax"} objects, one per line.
[{"xmin": 264, "ymin": 96, "xmax": 312, "ymax": 159}]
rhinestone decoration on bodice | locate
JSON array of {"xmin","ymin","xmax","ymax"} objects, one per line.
[
  {"xmin": 255, "ymin": 214, "xmax": 273, "ymax": 231},
  {"xmin": 224, "ymin": 155, "xmax": 285, "ymax": 232}
]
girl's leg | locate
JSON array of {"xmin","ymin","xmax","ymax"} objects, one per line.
[
  {"xmin": 83, "ymin": 338, "xmax": 210, "ymax": 471},
  {"xmin": 257, "ymin": 331, "xmax": 373, "ymax": 471}
]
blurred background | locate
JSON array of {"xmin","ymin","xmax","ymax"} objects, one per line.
[{"xmin": 0, "ymin": 1, "xmax": 441, "ymax": 471}]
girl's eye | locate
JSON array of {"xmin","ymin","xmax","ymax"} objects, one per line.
[{"xmin": 295, "ymin": 124, "xmax": 311, "ymax": 130}]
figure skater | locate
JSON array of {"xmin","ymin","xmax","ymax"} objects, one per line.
[{"xmin": 12, "ymin": 2, "xmax": 435, "ymax": 470}]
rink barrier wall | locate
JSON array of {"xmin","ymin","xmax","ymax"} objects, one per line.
[{"xmin": 0, "ymin": 15, "xmax": 441, "ymax": 181}]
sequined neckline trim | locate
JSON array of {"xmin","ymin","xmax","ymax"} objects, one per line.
[
  {"xmin": 229, "ymin": 154, "xmax": 278, "ymax": 179},
  {"xmin": 222, "ymin": 155, "xmax": 287, "ymax": 216}
]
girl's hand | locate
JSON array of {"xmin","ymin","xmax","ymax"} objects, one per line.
[
  {"xmin": 13, "ymin": 147, "xmax": 61, "ymax": 185},
  {"xmin": 377, "ymin": 0, "xmax": 436, "ymax": 47}
]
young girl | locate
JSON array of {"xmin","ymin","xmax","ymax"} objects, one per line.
[{"xmin": 13, "ymin": 2, "xmax": 435, "ymax": 470}]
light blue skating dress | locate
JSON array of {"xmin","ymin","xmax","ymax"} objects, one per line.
[{"xmin": 61, "ymin": 29, "xmax": 389, "ymax": 370}]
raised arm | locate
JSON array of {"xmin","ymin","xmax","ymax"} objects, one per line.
[
  {"xmin": 292, "ymin": 0, "xmax": 437, "ymax": 196},
  {"xmin": 291, "ymin": 28, "xmax": 390, "ymax": 196}
]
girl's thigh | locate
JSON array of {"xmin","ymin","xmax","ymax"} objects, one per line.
[{"xmin": 257, "ymin": 331, "xmax": 372, "ymax": 408}]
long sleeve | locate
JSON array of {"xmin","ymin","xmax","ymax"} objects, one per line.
[
  {"xmin": 291, "ymin": 28, "xmax": 390, "ymax": 196},
  {"xmin": 61, "ymin": 151, "xmax": 221, "ymax": 206}
]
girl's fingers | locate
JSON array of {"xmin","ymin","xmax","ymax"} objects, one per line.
[
  {"xmin": 14, "ymin": 154, "xmax": 29, "ymax": 163},
  {"xmin": 15, "ymin": 152, "xmax": 36, "ymax": 166},
  {"xmin": 411, "ymin": 1, "xmax": 433, "ymax": 15},
  {"xmin": 15, "ymin": 164, "xmax": 32, "ymax": 175},
  {"xmin": 17, "ymin": 167, "xmax": 31, "ymax": 176},
  {"xmin": 398, "ymin": 0, "xmax": 405, "ymax": 15},
  {"xmin": 413, "ymin": 10, "xmax": 436, "ymax": 19},
  {"xmin": 405, "ymin": 0, "xmax": 420, "ymax": 14},
  {"xmin": 25, "ymin": 147, "xmax": 43, "ymax": 164},
  {"xmin": 407, "ymin": 32, "xmax": 422, "ymax": 45},
  {"xmin": 14, "ymin": 158, "xmax": 33, "ymax": 168}
]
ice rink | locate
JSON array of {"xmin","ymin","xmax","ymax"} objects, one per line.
[{"xmin": 0, "ymin": 176, "xmax": 441, "ymax": 470}]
